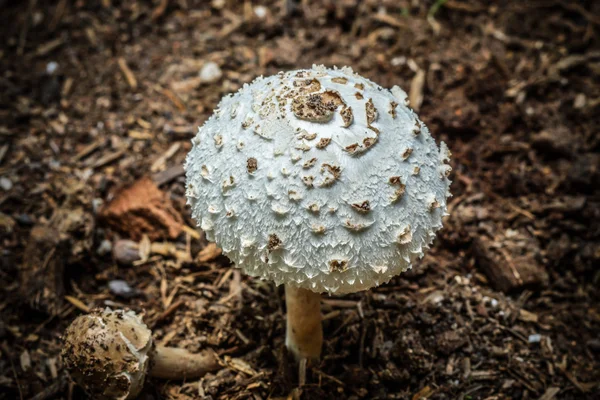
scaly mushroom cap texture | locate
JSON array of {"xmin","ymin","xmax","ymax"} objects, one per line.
[
  {"xmin": 62, "ymin": 308, "xmax": 153, "ymax": 400},
  {"xmin": 185, "ymin": 65, "xmax": 451, "ymax": 294}
]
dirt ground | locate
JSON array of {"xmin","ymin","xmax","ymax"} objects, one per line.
[{"xmin": 1, "ymin": 0, "xmax": 599, "ymax": 399}]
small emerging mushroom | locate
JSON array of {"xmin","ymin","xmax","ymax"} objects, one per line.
[
  {"xmin": 62, "ymin": 308, "xmax": 219, "ymax": 399},
  {"xmin": 184, "ymin": 66, "xmax": 451, "ymax": 367}
]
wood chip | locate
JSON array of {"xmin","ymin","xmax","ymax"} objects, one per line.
[
  {"xmin": 474, "ymin": 230, "xmax": 548, "ymax": 293},
  {"xmin": 409, "ymin": 68, "xmax": 426, "ymax": 111},
  {"xmin": 118, "ymin": 57, "xmax": 138, "ymax": 89},
  {"xmin": 196, "ymin": 243, "xmax": 222, "ymax": 263},
  {"xmin": 538, "ymin": 387, "xmax": 561, "ymax": 400},
  {"xmin": 64, "ymin": 296, "xmax": 90, "ymax": 313},
  {"xmin": 151, "ymin": 142, "xmax": 181, "ymax": 172}
]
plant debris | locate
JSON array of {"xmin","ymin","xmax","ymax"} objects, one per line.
[{"xmin": 0, "ymin": 0, "xmax": 598, "ymax": 399}]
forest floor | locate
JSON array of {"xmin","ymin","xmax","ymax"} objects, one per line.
[{"xmin": 1, "ymin": 1, "xmax": 599, "ymax": 399}]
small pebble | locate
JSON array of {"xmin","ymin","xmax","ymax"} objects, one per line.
[
  {"xmin": 92, "ymin": 198, "xmax": 104, "ymax": 214},
  {"xmin": 97, "ymin": 239, "xmax": 112, "ymax": 256},
  {"xmin": 113, "ymin": 239, "xmax": 141, "ymax": 265},
  {"xmin": 109, "ymin": 280, "xmax": 135, "ymax": 298},
  {"xmin": 528, "ymin": 334, "xmax": 542, "ymax": 343},
  {"xmin": 0, "ymin": 177, "xmax": 12, "ymax": 191},
  {"xmin": 199, "ymin": 62, "xmax": 222, "ymax": 83},
  {"xmin": 254, "ymin": 5, "xmax": 267, "ymax": 18},
  {"xmin": 15, "ymin": 214, "xmax": 34, "ymax": 225},
  {"xmin": 46, "ymin": 61, "xmax": 59, "ymax": 75}
]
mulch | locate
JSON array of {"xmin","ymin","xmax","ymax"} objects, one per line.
[{"xmin": 0, "ymin": 1, "xmax": 599, "ymax": 399}]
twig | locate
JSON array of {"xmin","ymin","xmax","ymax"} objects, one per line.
[
  {"xmin": 90, "ymin": 148, "xmax": 126, "ymax": 169},
  {"xmin": 156, "ymin": 86, "xmax": 186, "ymax": 111},
  {"xmin": 409, "ymin": 68, "xmax": 425, "ymax": 111},
  {"xmin": 152, "ymin": 0, "xmax": 169, "ymax": 21},
  {"xmin": 18, "ymin": 0, "xmax": 38, "ymax": 55},
  {"xmin": 152, "ymin": 298, "xmax": 185, "ymax": 327},
  {"xmin": 2, "ymin": 343, "xmax": 23, "ymax": 400},
  {"xmin": 117, "ymin": 58, "xmax": 138, "ymax": 89},
  {"xmin": 64, "ymin": 296, "xmax": 90, "ymax": 313},
  {"xmin": 152, "ymin": 165, "xmax": 185, "ymax": 186},
  {"xmin": 313, "ymin": 368, "xmax": 345, "ymax": 386},
  {"xmin": 49, "ymin": 0, "xmax": 68, "ymax": 31},
  {"xmin": 358, "ymin": 323, "xmax": 367, "ymax": 367}
]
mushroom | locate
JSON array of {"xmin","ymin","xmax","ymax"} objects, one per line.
[
  {"xmin": 184, "ymin": 65, "xmax": 451, "ymax": 364},
  {"xmin": 62, "ymin": 308, "xmax": 219, "ymax": 399}
]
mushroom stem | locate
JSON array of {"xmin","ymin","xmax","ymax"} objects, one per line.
[
  {"xmin": 285, "ymin": 285, "xmax": 323, "ymax": 361},
  {"xmin": 149, "ymin": 347, "xmax": 220, "ymax": 380}
]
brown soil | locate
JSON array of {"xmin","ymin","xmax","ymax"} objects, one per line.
[{"xmin": 1, "ymin": 1, "xmax": 599, "ymax": 399}]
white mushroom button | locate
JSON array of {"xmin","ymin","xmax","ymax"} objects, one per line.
[
  {"xmin": 184, "ymin": 65, "xmax": 452, "ymax": 363},
  {"xmin": 62, "ymin": 308, "xmax": 219, "ymax": 400}
]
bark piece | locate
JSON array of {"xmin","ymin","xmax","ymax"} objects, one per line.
[
  {"xmin": 435, "ymin": 329, "xmax": 468, "ymax": 355},
  {"xmin": 474, "ymin": 230, "xmax": 548, "ymax": 293},
  {"xmin": 20, "ymin": 206, "xmax": 94, "ymax": 314},
  {"xmin": 20, "ymin": 225, "xmax": 66, "ymax": 315},
  {"xmin": 100, "ymin": 177, "xmax": 184, "ymax": 240}
]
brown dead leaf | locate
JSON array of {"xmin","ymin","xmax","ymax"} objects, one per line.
[{"xmin": 99, "ymin": 177, "xmax": 184, "ymax": 240}]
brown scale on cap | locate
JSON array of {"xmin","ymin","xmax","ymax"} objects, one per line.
[
  {"xmin": 303, "ymin": 158, "xmax": 317, "ymax": 169},
  {"xmin": 366, "ymin": 98, "xmax": 378, "ymax": 126},
  {"xmin": 354, "ymin": 83, "xmax": 364, "ymax": 90},
  {"xmin": 368, "ymin": 125, "xmax": 380, "ymax": 135},
  {"xmin": 345, "ymin": 137, "xmax": 378, "ymax": 155},
  {"xmin": 320, "ymin": 163, "xmax": 342, "ymax": 187},
  {"xmin": 397, "ymin": 225, "xmax": 412, "ymax": 244},
  {"xmin": 242, "ymin": 117, "xmax": 253, "ymax": 129},
  {"xmin": 201, "ymin": 165, "xmax": 209, "ymax": 178},
  {"xmin": 214, "ymin": 135, "xmax": 223, "ymax": 148},
  {"xmin": 429, "ymin": 198, "xmax": 440, "ymax": 211},
  {"xmin": 295, "ymin": 142, "xmax": 311, "ymax": 152},
  {"xmin": 331, "ymin": 77, "xmax": 348, "ymax": 84},
  {"xmin": 389, "ymin": 176, "xmax": 402, "ymax": 185},
  {"xmin": 329, "ymin": 259, "xmax": 349, "ymax": 273},
  {"xmin": 345, "ymin": 143, "xmax": 359, "ymax": 153},
  {"xmin": 298, "ymin": 130, "xmax": 317, "ymax": 140},
  {"xmin": 351, "ymin": 201, "xmax": 371, "ymax": 213},
  {"xmin": 402, "ymin": 148, "xmax": 413, "ymax": 160},
  {"xmin": 340, "ymin": 106, "xmax": 353, "ymax": 127},
  {"xmin": 308, "ymin": 203, "xmax": 320, "ymax": 213},
  {"xmin": 343, "ymin": 219, "xmax": 370, "ymax": 232},
  {"xmin": 302, "ymin": 176, "xmax": 315, "ymax": 187},
  {"xmin": 316, "ymin": 137, "xmax": 332, "ymax": 149},
  {"xmin": 293, "ymin": 78, "xmax": 322, "ymax": 93},
  {"xmin": 292, "ymin": 90, "xmax": 345, "ymax": 123},
  {"xmin": 246, "ymin": 158, "xmax": 257, "ymax": 174},
  {"xmin": 222, "ymin": 175, "xmax": 236, "ymax": 191},
  {"xmin": 311, "ymin": 225, "xmax": 326, "ymax": 234},
  {"xmin": 389, "ymin": 101, "xmax": 398, "ymax": 119},
  {"xmin": 355, "ymin": 92, "xmax": 363, "ymax": 100},
  {"xmin": 267, "ymin": 234, "xmax": 282, "ymax": 252},
  {"xmin": 412, "ymin": 119, "xmax": 422, "ymax": 135},
  {"xmin": 389, "ymin": 176, "xmax": 406, "ymax": 203},
  {"xmin": 288, "ymin": 190, "xmax": 303, "ymax": 201},
  {"xmin": 363, "ymin": 136, "xmax": 377, "ymax": 148}
]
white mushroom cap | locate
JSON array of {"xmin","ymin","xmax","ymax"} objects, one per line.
[
  {"xmin": 62, "ymin": 308, "xmax": 153, "ymax": 400},
  {"xmin": 185, "ymin": 65, "xmax": 451, "ymax": 294}
]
